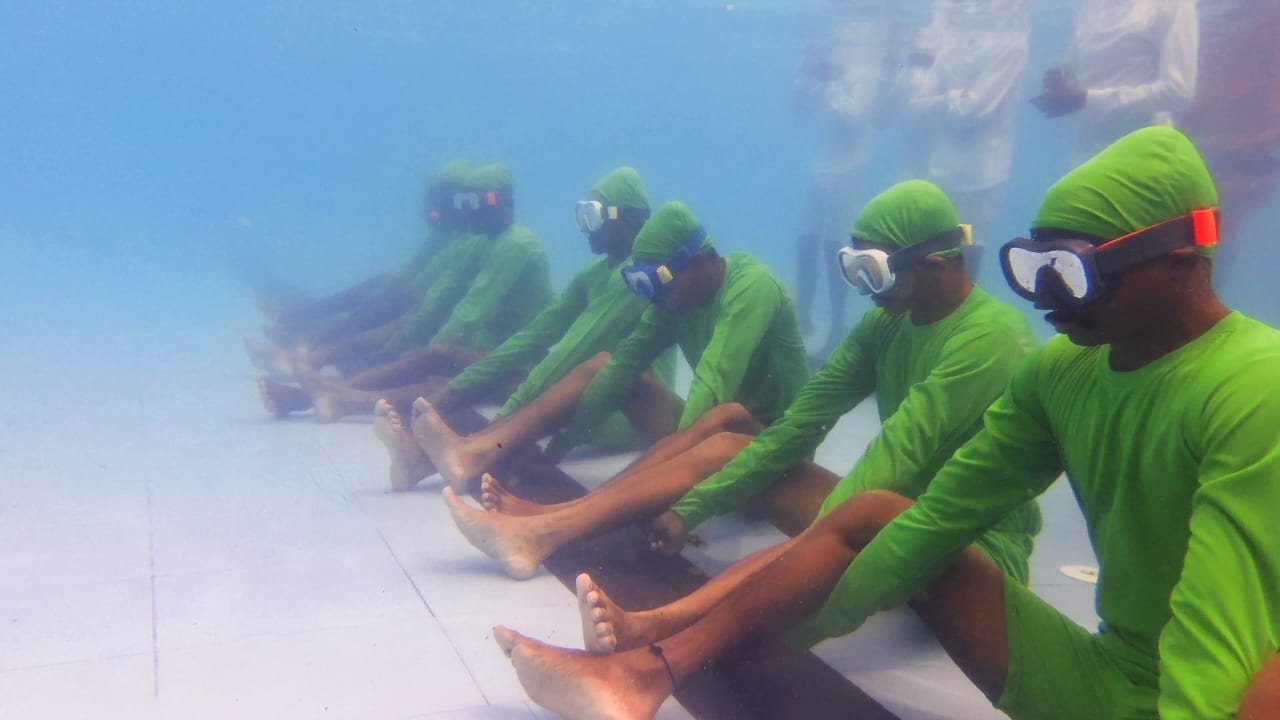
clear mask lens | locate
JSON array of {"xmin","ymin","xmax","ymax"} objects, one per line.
[
  {"xmin": 453, "ymin": 192, "xmax": 480, "ymax": 211},
  {"xmin": 621, "ymin": 266, "xmax": 658, "ymax": 300},
  {"xmin": 1007, "ymin": 247, "xmax": 1090, "ymax": 299},
  {"xmin": 837, "ymin": 247, "xmax": 893, "ymax": 296},
  {"xmin": 575, "ymin": 201, "xmax": 604, "ymax": 233}
]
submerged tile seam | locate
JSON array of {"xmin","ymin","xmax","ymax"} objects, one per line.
[{"xmin": 373, "ymin": 529, "xmax": 494, "ymax": 706}]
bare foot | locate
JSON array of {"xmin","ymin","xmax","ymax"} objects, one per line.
[
  {"xmin": 411, "ymin": 397, "xmax": 492, "ymax": 491},
  {"xmin": 481, "ymin": 474, "xmax": 547, "ymax": 516},
  {"xmin": 244, "ymin": 336, "xmax": 298, "ymax": 378},
  {"xmin": 300, "ymin": 370, "xmax": 366, "ymax": 422},
  {"xmin": 442, "ymin": 486, "xmax": 548, "ymax": 580},
  {"xmin": 373, "ymin": 399, "xmax": 437, "ymax": 491},
  {"xmin": 577, "ymin": 573, "xmax": 623, "ymax": 654},
  {"xmin": 495, "ymin": 626, "xmax": 670, "ymax": 720},
  {"xmin": 257, "ymin": 376, "xmax": 313, "ymax": 417}
]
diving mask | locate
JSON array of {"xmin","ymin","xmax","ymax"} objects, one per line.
[
  {"xmin": 838, "ymin": 225, "xmax": 972, "ymax": 296},
  {"xmin": 620, "ymin": 227, "xmax": 708, "ymax": 304},
  {"xmin": 575, "ymin": 201, "xmax": 649, "ymax": 233},
  {"xmin": 1000, "ymin": 209, "xmax": 1218, "ymax": 309}
]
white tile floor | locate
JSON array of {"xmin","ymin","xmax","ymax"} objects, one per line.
[{"xmin": 0, "ymin": 316, "xmax": 1098, "ymax": 719}]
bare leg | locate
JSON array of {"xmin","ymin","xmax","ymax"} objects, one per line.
[
  {"xmin": 372, "ymin": 399, "xmax": 437, "ymax": 491},
  {"xmin": 744, "ymin": 460, "xmax": 838, "ymax": 537},
  {"xmin": 257, "ymin": 376, "xmax": 313, "ymax": 416},
  {"xmin": 579, "ymin": 461, "xmax": 837, "ymax": 652},
  {"xmin": 245, "ymin": 336, "xmax": 301, "ymax": 377},
  {"xmin": 307, "ymin": 374, "xmax": 444, "ymax": 422},
  {"xmin": 412, "ymin": 352, "xmax": 623, "ymax": 488},
  {"xmin": 340, "ymin": 345, "xmax": 481, "ymax": 391},
  {"xmin": 305, "ymin": 320, "xmax": 401, "ymax": 372},
  {"xmin": 487, "ymin": 404, "xmax": 766, "ymax": 518},
  {"xmin": 441, "ymin": 433, "xmax": 751, "ymax": 579},
  {"xmin": 498, "ymin": 490, "xmax": 1012, "ymax": 719},
  {"xmin": 578, "ymin": 541, "xmax": 789, "ymax": 653},
  {"xmin": 1239, "ymin": 653, "xmax": 1280, "ymax": 719},
  {"xmin": 618, "ymin": 401, "xmax": 762, "ymax": 476}
]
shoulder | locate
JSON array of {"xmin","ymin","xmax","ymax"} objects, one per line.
[
  {"xmin": 723, "ymin": 253, "xmax": 785, "ymax": 302},
  {"xmin": 499, "ymin": 224, "xmax": 545, "ymax": 250},
  {"xmin": 948, "ymin": 289, "xmax": 1039, "ymax": 357},
  {"xmin": 1195, "ymin": 314, "xmax": 1280, "ymax": 403}
]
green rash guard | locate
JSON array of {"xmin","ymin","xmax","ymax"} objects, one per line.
[
  {"xmin": 395, "ymin": 229, "xmax": 456, "ymax": 294},
  {"xmin": 545, "ymin": 253, "xmax": 810, "ymax": 458},
  {"xmin": 669, "ymin": 288, "xmax": 1042, "ymax": 584},
  {"xmin": 792, "ymin": 312, "xmax": 1280, "ymax": 719},
  {"xmin": 385, "ymin": 225, "xmax": 553, "ymax": 354},
  {"xmin": 445, "ymin": 255, "xmax": 677, "ymax": 413}
]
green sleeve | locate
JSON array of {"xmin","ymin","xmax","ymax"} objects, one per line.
[
  {"xmin": 819, "ymin": 322, "xmax": 1029, "ymax": 513},
  {"xmin": 545, "ymin": 306, "xmax": 675, "ymax": 458},
  {"xmin": 678, "ymin": 273, "xmax": 784, "ymax": 428},
  {"xmin": 1156, "ymin": 363, "xmax": 1280, "ymax": 720},
  {"xmin": 447, "ymin": 270, "xmax": 589, "ymax": 399},
  {"xmin": 396, "ymin": 234, "xmax": 441, "ymax": 286},
  {"xmin": 788, "ymin": 351, "xmax": 1064, "ymax": 647},
  {"xmin": 384, "ymin": 235, "xmax": 480, "ymax": 353},
  {"xmin": 669, "ymin": 313, "xmax": 879, "ymax": 529},
  {"xmin": 430, "ymin": 237, "xmax": 544, "ymax": 349}
]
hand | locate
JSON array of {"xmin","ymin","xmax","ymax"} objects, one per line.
[
  {"xmin": 1031, "ymin": 66, "xmax": 1086, "ymax": 118},
  {"xmin": 648, "ymin": 511, "xmax": 691, "ymax": 557}
]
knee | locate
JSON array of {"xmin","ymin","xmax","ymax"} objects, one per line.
[
  {"xmin": 575, "ymin": 352, "xmax": 613, "ymax": 378},
  {"xmin": 697, "ymin": 431, "xmax": 754, "ymax": 465},
  {"xmin": 813, "ymin": 489, "xmax": 914, "ymax": 549},
  {"xmin": 1240, "ymin": 653, "xmax": 1280, "ymax": 718},
  {"xmin": 699, "ymin": 402, "xmax": 758, "ymax": 434}
]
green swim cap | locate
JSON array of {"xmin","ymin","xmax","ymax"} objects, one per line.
[
  {"xmin": 853, "ymin": 180, "xmax": 962, "ymax": 256},
  {"xmin": 466, "ymin": 163, "xmax": 514, "ymax": 191},
  {"xmin": 1033, "ymin": 127, "xmax": 1219, "ymax": 253},
  {"xmin": 632, "ymin": 201, "xmax": 713, "ymax": 262},
  {"xmin": 432, "ymin": 159, "xmax": 471, "ymax": 187},
  {"xmin": 589, "ymin": 166, "xmax": 650, "ymax": 211}
]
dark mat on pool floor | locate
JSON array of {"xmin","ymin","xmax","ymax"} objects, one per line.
[{"xmin": 446, "ymin": 409, "xmax": 899, "ymax": 720}]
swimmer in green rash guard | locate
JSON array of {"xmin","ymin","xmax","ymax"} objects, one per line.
[
  {"xmin": 410, "ymin": 201, "xmax": 810, "ymax": 509},
  {"xmin": 371, "ymin": 166, "xmax": 677, "ymax": 491},
  {"xmin": 245, "ymin": 159, "xmax": 474, "ymax": 378},
  {"xmin": 491, "ymin": 127, "xmax": 1280, "ymax": 720},
  {"xmin": 256, "ymin": 163, "xmax": 555, "ymax": 421},
  {"xmin": 440, "ymin": 180, "xmax": 1042, "ymax": 589}
]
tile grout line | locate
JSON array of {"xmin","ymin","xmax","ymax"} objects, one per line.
[
  {"xmin": 144, "ymin": 479, "xmax": 160, "ymax": 701},
  {"xmin": 374, "ymin": 528, "xmax": 493, "ymax": 706}
]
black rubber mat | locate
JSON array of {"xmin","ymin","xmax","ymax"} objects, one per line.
[{"xmin": 447, "ymin": 409, "xmax": 899, "ymax": 720}]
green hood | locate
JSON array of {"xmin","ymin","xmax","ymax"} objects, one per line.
[
  {"xmin": 1033, "ymin": 127, "xmax": 1219, "ymax": 253},
  {"xmin": 853, "ymin": 180, "xmax": 962, "ymax": 256},
  {"xmin": 466, "ymin": 163, "xmax": 514, "ymax": 191},
  {"xmin": 589, "ymin": 166, "xmax": 650, "ymax": 211},
  {"xmin": 632, "ymin": 201, "xmax": 713, "ymax": 262},
  {"xmin": 432, "ymin": 159, "xmax": 471, "ymax": 188}
]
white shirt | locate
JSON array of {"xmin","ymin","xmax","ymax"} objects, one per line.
[
  {"xmin": 1065, "ymin": 0, "xmax": 1200, "ymax": 156},
  {"xmin": 800, "ymin": 21, "xmax": 889, "ymax": 175},
  {"xmin": 900, "ymin": 0, "xmax": 1031, "ymax": 193}
]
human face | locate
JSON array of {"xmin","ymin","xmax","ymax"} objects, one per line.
[
  {"xmin": 850, "ymin": 238, "xmax": 916, "ymax": 316},
  {"xmin": 1044, "ymin": 255, "xmax": 1181, "ymax": 347}
]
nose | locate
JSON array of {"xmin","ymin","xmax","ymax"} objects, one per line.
[{"xmin": 1032, "ymin": 265, "xmax": 1074, "ymax": 311}]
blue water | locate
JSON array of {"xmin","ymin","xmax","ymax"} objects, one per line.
[{"xmin": 5, "ymin": 1, "xmax": 1274, "ymax": 331}]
